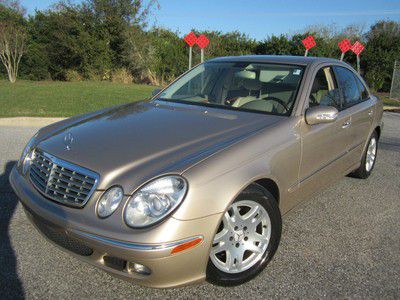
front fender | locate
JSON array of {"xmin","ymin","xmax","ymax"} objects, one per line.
[{"xmin": 173, "ymin": 117, "xmax": 302, "ymax": 220}]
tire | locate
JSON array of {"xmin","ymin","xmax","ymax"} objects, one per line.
[
  {"xmin": 350, "ymin": 131, "xmax": 378, "ymax": 179},
  {"xmin": 206, "ymin": 183, "xmax": 282, "ymax": 286}
]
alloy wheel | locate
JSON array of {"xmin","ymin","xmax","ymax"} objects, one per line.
[
  {"xmin": 366, "ymin": 137, "xmax": 377, "ymax": 172},
  {"xmin": 210, "ymin": 200, "xmax": 271, "ymax": 274}
]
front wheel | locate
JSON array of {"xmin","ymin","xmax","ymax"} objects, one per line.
[
  {"xmin": 206, "ymin": 184, "xmax": 282, "ymax": 286},
  {"xmin": 350, "ymin": 131, "xmax": 378, "ymax": 179}
]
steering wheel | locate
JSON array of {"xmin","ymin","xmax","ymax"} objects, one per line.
[{"xmin": 260, "ymin": 96, "xmax": 289, "ymax": 112}]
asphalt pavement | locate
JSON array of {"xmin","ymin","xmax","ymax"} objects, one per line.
[{"xmin": 0, "ymin": 113, "xmax": 399, "ymax": 299}]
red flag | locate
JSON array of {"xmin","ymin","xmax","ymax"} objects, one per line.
[
  {"xmin": 302, "ymin": 36, "xmax": 316, "ymax": 50},
  {"xmin": 351, "ymin": 41, "xmax": 365, "ymax": 56},
  {"xmin": 338, "ymin": 38, "xmax": 352, "ymax": 53},
  {"xmin": 184, "ymin": 32, "xmax": 197, "ymax": 47},
  {"xmin": 196, "ymin": 34, "xmax": 210, "ymax": 49}
]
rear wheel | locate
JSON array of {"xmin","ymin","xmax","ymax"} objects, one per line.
[
  {"xmin": 351, "ymin": 131, "xmax": 378, "ymax": 179},
  {"xmin": 206, "ymin": 184, "xmax": 281, "ymax": 286}
]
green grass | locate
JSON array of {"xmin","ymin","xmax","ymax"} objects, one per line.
[
  {"xmin": 0, "ymin": 80, "xmax": 155, "ymax": 117},
  {"xmin": 376, "ymin": 92, "xmax": 400, "ymax": 107}
]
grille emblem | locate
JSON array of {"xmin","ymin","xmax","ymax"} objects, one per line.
[{"xmin": 64, "ymin": 132, "xmax": 74, "ymax": 151}]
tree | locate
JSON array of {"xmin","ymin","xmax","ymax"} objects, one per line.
[
  {"xmin": 0, "ymin": 0, "xmax": 26, "ymax": 82},
  {"xmin": 124, "ymin": 27, "xmax": 158, "ymax": 84},
  {"xmin": 149, "ymin": 28, "xmax": 186, "ymax": 84},
  {"xmin": 87, "ymin": 0, "xmax": 158, "ymax": 67},
  {"xmin": 27, "ymin": 3, "xmax": 113, "ymax": 80},
  {"xmin": 0, "ymin": 22, "xmax": 26, "ymax": 82},
  {"xmin": 0, "ymin": 0, "xmax": 25, "ymax": 15},
  {"xmin": 363, "ymin": 21, "xmax": 400, "ymax": 91},
  {"xmin": 256, "ymin": 34, "xmax": 294, "ymax": 55},
  {"xmin": 195, "ymin": 30, "xmax": 256, "ymax": 59}
]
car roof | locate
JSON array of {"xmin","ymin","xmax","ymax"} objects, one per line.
[{"xmin": 207, "ymin": 55, "xmax": 342, "ymax": 66}]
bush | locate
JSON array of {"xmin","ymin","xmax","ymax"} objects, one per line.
[
  {"xmin": 65, "ymin": 70, "xmax": 83, "ymax": 82},
  {"xmin": 365, "ymin": 68, "xmax": 386, "ymax": 91},
  {"xmin": 111, "ymin": 68, "xmax": 133, "ymax": 84}
]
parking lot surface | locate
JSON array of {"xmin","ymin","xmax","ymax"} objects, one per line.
[{"xmin": 0, "ymin": 113, "xmax": 399, "ymax": 299}]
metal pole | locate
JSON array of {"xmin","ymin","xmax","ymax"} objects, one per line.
[
  {"xmin": 304, "ymin": 49, "xmax": 308, "ymax": 57},
  {"xmin": 201, "ymin": 49, "xmax": 205, "ymax": 91},
  {"xmin": 356, "ymin": 55, "xmax": 360, "ymax": 74},
  {"xmin": 389, "ymin": 60, "xmax": 397, "ymax": 99},
  {"xmin": 188, "ymin": 46, "xmax": 192, "ymax": 70},
  {"xmin": 340, "ymin": 52, "xmax": 345, "ymax": 61}
]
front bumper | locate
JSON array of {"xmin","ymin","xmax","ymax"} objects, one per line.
[{"xmin": 10, "ymin": 166, "xmax": 222, "ymax": 288}]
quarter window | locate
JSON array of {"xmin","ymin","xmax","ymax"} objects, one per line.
[
  {"xmin": 334, "ymin": 66, "xmax": 362, "ymax": 108},
  {"xmin": 309, "ymin": 67, "xmax": 341, "ymax": 109}
]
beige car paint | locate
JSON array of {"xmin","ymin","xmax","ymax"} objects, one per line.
[{"xmin": 10, "ymin": 55, "xmax": 383, "ymax": 288}]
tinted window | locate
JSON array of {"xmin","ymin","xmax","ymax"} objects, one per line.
[
  {"xmin": 354, "ymin": 75, "xmax": 370, "ymax": 100},
  {"xmin": 309, "ymin": 67, "xmax": 341, "ymax": 109},
  {"xmin": 334, "ymin": 66, "xmax": 362, "ymax": 108}
]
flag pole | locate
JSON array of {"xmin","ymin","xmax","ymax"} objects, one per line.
[{"xmin": 188, "ymin": 46, "xmax": 192, "ymax": 70}]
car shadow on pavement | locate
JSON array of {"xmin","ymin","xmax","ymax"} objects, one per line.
[{"xmin": 0, "ymin": 161, "xmax": 25, "ymax": 299}]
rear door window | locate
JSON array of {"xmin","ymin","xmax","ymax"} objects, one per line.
[
  {"xmin": 333, "ymin": 66, "xmax": 362, "ymax": 109},
  {"xmin": 354, "ymin": 75, "xmax": 370, "ymax": 100}
]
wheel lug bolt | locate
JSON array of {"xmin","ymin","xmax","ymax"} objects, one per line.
[
  {"xmin": 234, "ymin": 226, "xmax": 238, "ymax": 230},
  {"xmin": 244, "ymin": 237, "xmax": 248, "ymax": 241},
  {"xmin": 243, "ymin": 226, "xmax": 247, "ymax": 230},
  {"xmin": 229, "ymin": 236, "xmax": 233, "ymax": 241},
  {"xmin": 235, "ymin": 243, "xmax": 239, "ymax": 248}
]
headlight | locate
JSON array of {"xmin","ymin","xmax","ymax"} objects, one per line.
[
  {"xmin": 97, "ymin": 186, "xmax": 124, "ymax": 218},
  {"xmin": 18, "ymin": 132, "xmax": 38, "ymax": 175},
  {"xmin": 124, "ymin": 176, "xmax": 187, "ymax": 228}
]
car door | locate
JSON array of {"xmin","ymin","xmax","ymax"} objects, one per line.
[
  {"xmin": 297, "ymin": 65, "xmax": 353, "ymax": 197},
  {"xmin": 333, "ymin": 66, "xmax": 374, "ymax": 165}
]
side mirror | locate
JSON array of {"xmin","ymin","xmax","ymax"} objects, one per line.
[
  {"xmin": 305, "ymin": 106, "xmax": 338, "ymax": 125},
  {"xmin": 152, "ymin": 88, "xmax": 162, "ymax": 97}
]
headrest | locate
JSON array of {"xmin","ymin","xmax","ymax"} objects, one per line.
[{"xmin": 241, "ymin": 78, "xmax": 262, "ymax": 91}]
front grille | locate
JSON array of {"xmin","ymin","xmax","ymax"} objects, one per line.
[{"xmin": 29, "ymin": 149, "xmax": 99, "ymax": 208}]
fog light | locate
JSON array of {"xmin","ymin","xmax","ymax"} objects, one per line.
[{"xmin": 127, "ymin": 262, "xmax": 151, "ymax": 275}]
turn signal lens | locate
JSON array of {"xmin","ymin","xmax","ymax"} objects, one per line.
[
  {"xmin": 18, "ymin": 132, "xmax": 38, "ymax": 175},
  {"xmin": 170, "ymin": 237, "xmax": 203, "ymax": 255}
]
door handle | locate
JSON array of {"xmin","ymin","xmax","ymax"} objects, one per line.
[{"xmin": 342, "ymin": 119, "xmax": 351, "ymax": 129}]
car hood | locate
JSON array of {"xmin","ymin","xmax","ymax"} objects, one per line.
[{"xmin": 36, "ymin": 100, "xmax": 283, "ymax": 193}]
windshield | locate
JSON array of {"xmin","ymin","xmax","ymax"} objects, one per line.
[{"xmin": 158, "ymin": 62, "xmax": 305, "ymax": 115}]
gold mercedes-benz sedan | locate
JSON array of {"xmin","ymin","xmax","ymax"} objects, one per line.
[{"xmin": 10, "ymin": 56, "xmax": 383, "ymax": 287}]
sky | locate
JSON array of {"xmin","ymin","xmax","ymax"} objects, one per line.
[{"xmin": 21, "ymin": 0, "xmax": 400, "ymax": 40}]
